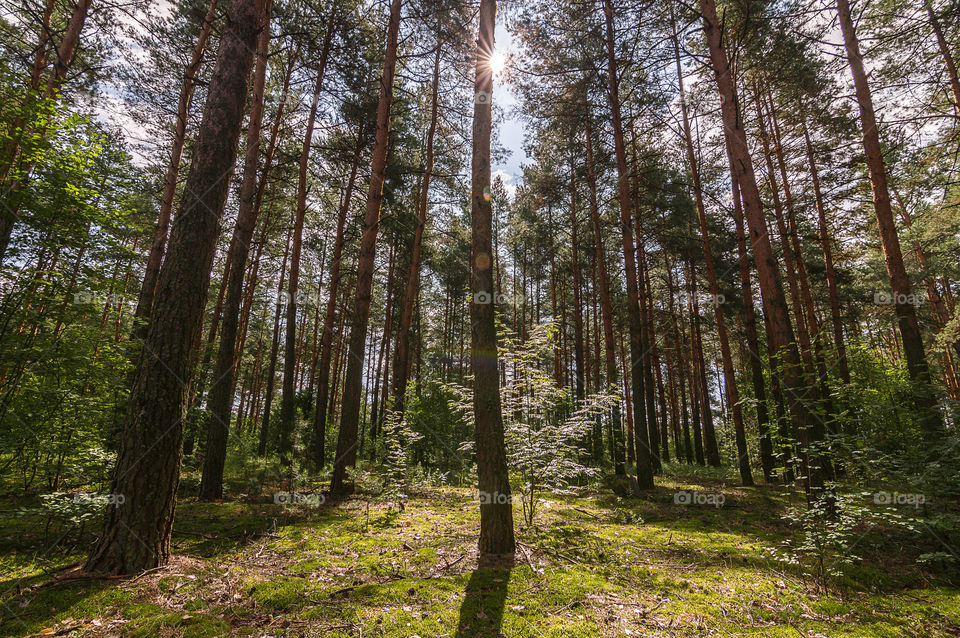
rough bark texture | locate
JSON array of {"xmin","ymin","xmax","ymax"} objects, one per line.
[
  {"xmin": 84, "ymin": 0, "xmax": 260, "ymax": 575},
  {"xmin": 466, "ymin": 0, "xmax": 515, "ymax": 557},
  {"xmin": 199, "ymin": 0, "xmax": 271, "ymax": 500},
  {"xmin": 330, "ymin": 0, "xmax": 402, "ymax": 495}
]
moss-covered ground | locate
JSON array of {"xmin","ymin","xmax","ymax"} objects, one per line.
[{"xmin": 1, "ymin": 466, "xmax": 958, "ymax": 636}]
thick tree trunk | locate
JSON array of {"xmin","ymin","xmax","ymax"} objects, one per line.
[
  {"xmin": 465, "ymin": 0, "xmax": 515, "ymax": 558},
  {"xmin": 199, "ymin": 0, "xmax": 271, "ymax": 500},
  {"xmin": 84, "ymin": 0, "xmax": 261, "ymax": 575},
  {"xmin": 330, "ymin": 0, "xmax": 402, "ymax": 495},
  {"xmin": 600, "ymin": 0, "xmax": 653, "ymax": 489},
  {"xmin": 836, "ymin": 0, "xmax": 944, "ymax": 444}
]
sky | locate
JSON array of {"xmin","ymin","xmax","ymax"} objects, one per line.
[{"xmin": 491, "ymin": 22, "xmax": 528, "ymax": 199}]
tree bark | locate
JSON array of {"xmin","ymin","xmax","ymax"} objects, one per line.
[
  {"xmin": 700, "ymin": 0, "xmax": 822, "ymax": 494},
  {"xmin": 330, "ymin": 0, "xmax": 403, "ymax": 495},
  {"xmin": 84, "ymin": 0, "xmax": 261, "ymax": 575},
  {"xmin": 670, "ymin": 11, "xmax": 743, "ymax": 476},
  {"xmin": 199, "ymin": 0, "xmax": 271, "ymax": 500},
  {"xmin": 600, "ymin": 0, "xmax": 653, "ymax": 489},
  {"xmin": 278, "ymin": 5, "xmax": 337, "ymax": 467},
  {"xmin": 392, "ymin": 44, "xmax": 441, "ymax": 418},
  {"xmin": 464, "ymin": 0, "xmax": 515, "ymax": 558},
  {"xmin": 837, "ymin": 0, "xmax": 944, "ymax": 444},
  {"xmin": 584, "ymin": 111, "xmax": 625, "ymax": 477}
]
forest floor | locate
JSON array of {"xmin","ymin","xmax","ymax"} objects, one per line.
[{"xmin": 1, "ymin": 466, "xmax": 959, "ymax": 637}]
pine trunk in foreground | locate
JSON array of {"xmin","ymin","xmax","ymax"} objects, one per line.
[
  {"xmin": 85, "ymin": 0, "xmax": 261, "ymax": 574},
  {"xmin": 469, "ymin": 0, "xmax": 515, "ymax": 558},
  {"xmin": 330, "ymin": 0, "xmax": 402, "ymax": 495}
]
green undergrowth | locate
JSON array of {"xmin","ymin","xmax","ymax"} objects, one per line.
[{"xmin": 1, "ymin": 469, "xmax": 958, "ymax": 636}]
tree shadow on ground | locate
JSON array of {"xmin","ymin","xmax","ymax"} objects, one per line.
[{"xmin": 455, "ymin": 559, "xmax": 512, "ymax": 638}]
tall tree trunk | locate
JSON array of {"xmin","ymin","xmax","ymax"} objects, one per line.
[
  {"xmin": 584, "ymin": 111, "xmax": 625, "ymax": 477},
  {"xmin": 600, "ymin": 0, "xmax": 653, "ymax": 489},
  {"xmin": 279, "ymin": 6, "xmax": 337, "ymax": 466},
  {"xmin": 199, "ymin": 0, "xmax": 271, "ymax": 500},
  {"xmin": 392, "ymin": 44, "xmax": 440, "ymax": 418},
  {"xmin": 926, "ymin": 0, "xmax": 960, "ymax": 115},
  {"xmin": 330, "ymin": 0, "xmax": 403, "ymax": 495},
  {"xmin": 568, "ymin": 158, "xmax": 586, "ymax": 403},
  {"xmin": 700, "ymin": 0, "xmax": 822, "ymax": 495},
  {"xmin": 310, "ymin": 126, "xmax": 365, "ymax": 468},
  {"xmin": 84, "ymin": 0, "xmax": 261, "ymax": 575},
  {"xmin": 259, "ymin": 225, "xmax": 293, "ymax": 456},
  {"xmin": 730, "ymin": 173, "xmax": 775, "ymax": 482},
  {"xmin": 465, "ymin": 0, "xmax": 515, "ymax": 558},
  {"xmin": 802, "ymin": 122, "xmax": 850, "ymax": 384},
  {"xmin": 132, "ymin": 0, "xmax": 219, "ymax": 333},
  {"xmin": 0, "ymin": 0, "xmax": 56, "ymax": 185},
  {"xmin": 670, "ymin": 12, "xmax": 743, "ymax": 476},
  {"xmin": 836, "ymin": 0, "xmax": 944, "ymax": 444}
]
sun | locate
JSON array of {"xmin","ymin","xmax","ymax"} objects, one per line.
[{"xmin": 489, "ymin": 49, "xmax": 507, "ymax": 76}]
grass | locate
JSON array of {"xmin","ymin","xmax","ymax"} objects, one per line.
[{"xmin": 0, "ymin": 466, "xmax": 958, "ymax": 636}]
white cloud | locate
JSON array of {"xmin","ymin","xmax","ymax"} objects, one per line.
[{"xmin": 492, "ymin": 169, "xmax": 517, "ymax": 199}]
